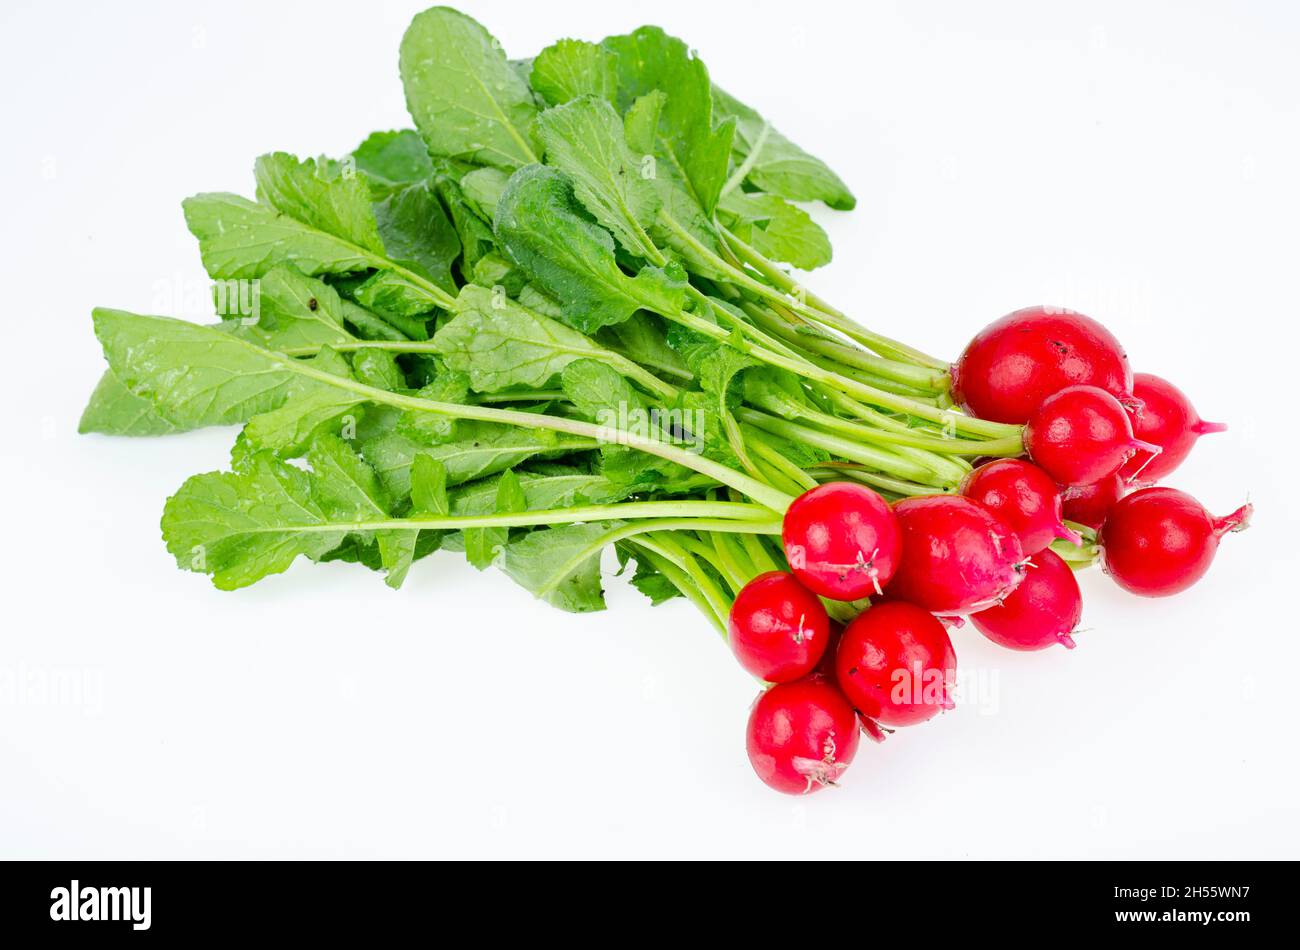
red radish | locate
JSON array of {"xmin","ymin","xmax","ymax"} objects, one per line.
[
  {"xmin": 1100, "ymin": 488, "xmax": 1252, "ymax": 597},
  {"xmin": 782, "ymin": 482, "xmax": 901, "ymax": 601},
  {"xmin": 887, "ymin": 495, "xmax": 1027, "ymax": 614},
  {"xmin": 835, "ymin": 601, "xmax": 957, "ymax": 727},
  {"xmin": 1025, "ymin": 385, "xmax": 1159, "ymax": 486},
  {"xmin": 971, "ymin": 549, "xmax": 1082, "ymax": 651},
  {"xmin": 745, "ymin": 677, "xmax": 862, "ymax": 794},
  {"xmin": 1119, "ymin": 373, "xmax": 1228, "ymax": 484},
  {"xmin": 728, "ymin": 572, "xmax": 830, "ymax": 683},
  {"xmin": 813, "ymin": 624, "xmax": 887, "ymax": 742},
  {"xmin": 1061, "ymin": 475, "xmax": 1126, "ymax": 531},
  {"xmin": 962, "ymin": 459, "xmax": 1081, "ymax": 555},
  {"xmin": 952, "ymin": 306, "xmax": 1134, "ymax": 424}
]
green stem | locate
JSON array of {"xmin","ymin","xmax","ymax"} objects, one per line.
[
  {"xmin": 535, "ymin": 517, "xmax": 780, "ymax": 599},
  {"xmin": 739, "ymin": 532, "xmax": 781, "ymax": 575},
  {"xmin": 718, "ymin": 225, "xmax": 949, "ymax": 371},
  {"xmin": 627, "ymin": 542, "xmax": 727, "ymax": 635},
  {"xmin": 745, "ymin": 303, "xmax": 950, "ymax": 392},
  {"xmin": 811, "ymin": 465, "xmax": 948, "ymax": 498},
  {"xmin": 661, "ymin": 301, "xmax": 1011, "ymax": 440},
  {"xmin": 255, "ymin": 501, "xmax": 782, "ymax": 536},
  {"xmin": 265, "ymin": 350, "xmax": 795, "ymax": 512},
  {"xmin": 796, "ymin": 406, "xmax": 1009, "ymax": 477},
  {"xmin": 645, "ymin": 535, "xmax": 734, "ymax": 631},
  {"xmin": 711, "ymin": 530, "xmax": 758, "ymax": 593},
  {"xmin": 719, "ymin": 121, "xmax": 771, "ymax": 200},
  {"xmin": 477, "ymin": 390, "xmax": 565, "ymax": 403},
  {"xmin": 746, "ymin": 433, "xmax": 822, "ymax": 492},
  {"xmin": 738, "ymin": 409, "xmax": 955, "ymax": 487}
]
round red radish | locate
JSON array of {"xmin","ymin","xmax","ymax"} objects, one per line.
[
  {"xmin": 962, "ymin": 459, "xmax": 1081, "ymax": 555},
  {"xmin": 835, "ymin": 601, "xmax": 957, "ymax": 727},
  {"xmin": 971, "ymin": 549, "xmax": 1082, "ymax": 651},
  {"xmin": 952, "ymin": 306, "xmax": 1133, "ymax": 424},
  {"xmin": 728, "ymin": 572, "xmax": 830, "ymax": 683},
  {"xmin": 887, "ymin": 495, "xmax": 1027, "ymax": 614},
  {"xmin": 1119, "ymin": 373, "xmax": 1228, "ymax": 484},
  {"xmin": 814, "ymin": 623, "xmax": 887, "ymax": 742},
  {"xmin": 745, "ymin": 677, "xmax": 862, "ymax": 795},
  {"xmin": 1100, "ymin": 488, "xmax": 1252, "ymax": 597},
  {"xmin": 1061, "ymin": 475, "xmax": 1126, "ymax": 531},
  {"xmin": 1025, "ymin": 385, "xmax": 1157, "ymax": 486},
  {"xmin": 782, "ymin": 482, "xmax": 901, "ymax": 601}
]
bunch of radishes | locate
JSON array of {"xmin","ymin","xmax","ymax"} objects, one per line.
[{"xmin": 735, "ymin": 307, "xmax": 1251, "ymax": 794}]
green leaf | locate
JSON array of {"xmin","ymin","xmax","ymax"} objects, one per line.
[
  {"xmin": 399, "ymin": 6, "xmax": 540, "ymax": 170},
  {"xmin": 718, "ymin": 191, "xmax": 832, "ymax": 271},
  {"xmin": 698, "ymin": 341, "xmax": 762, "ymax": 410},
  {"xmin": 595, "ymin": 312, "xmax": 691, "ymax": 382},
  {"xmin": 410, "ymin": 454, "xmax": 450, "ymax": 515},
  {"xmin": 741, "ymin": 366, "xmax": 815, "ymax": 420},
  {"xmin": 307, "ymin": 432, "xmax": 390, "ymax": 523},
  {"xmin": 397, "ymin": 372, "xmax": 470, "ymax": 445},
  {"xmin": 79, "ymin": 371, "xmax": 186, "ymax": 437},
  {"xmin": 94, "ymin": 308, "xmax": 304, "ymax": 428},
  {"xmin": 184, "ymin": 154, "xmax": 448, "ymax": 317},
  {"xmin": 712, "ymin": 85, "xmax": 856, "ymax": 211},
  {"xmin": 434, "ymin": 285, "xmax": 642, "ymax": 393},
  {"xmin": 351, "ymin": 349, "xmax": 407, "ymax": 392},
  {"xmin": 603, "ymin": 27, "xmax": 735, "ymax": 215},
  {"xmin": 183, "ymin": 192, "xmax": 378, "ymax": 281},
  {"xmin": 349, "ymin": 270, "xmax": 440, "ymax": 322},
  {"xmin": 352, "ymin": 130, "xmax": 435, "ymax": 192},
  {"xmin": 560, "ymin": 359, "xmax": 647, "ymax": 424},
  {"xmin": 241, "ymin": 348, "xmax": 365, "ymax": 456},
  {"xmin": 530, "ymin": 39, "xmax": 618, "ymax": 106},
  {"xmin": 236, "ymin": 265, "xmax": 354, "ymax": 351},
  {"xmin": 536, "ymin": 96, "xmax": 662, "ymax": 261},
  {"xmin": 494, "ymin": 165, "xmax": 686, "ymax": 333},
  {"xmin": 499, "ymin": 521, "xmax": 617, "ymax": 612},
  {"xmin": 449, "ymin": 468, "xmax": 627, "ymax": 517},
  {"xmin": 341, "ymin": 300, "xmax": 413, "ymax": 342},
  {"xmin": 623, "ymin": 91, "xmax": 727, "ymax": 280},
  {"xmin": 459, "ymin": 167, "xmax": 511, "ymax": 220},
  {"xmin": 308, "ymin": 432, "xmax": 421, "ymax": 588},
  {"xmin": 433, "ymin": 174, "xmax": 497, "ymax": 274},
  {"xmin": 629, "ymin": 556, "xmax": 682, "ymax": 605},
  {"xmin": 372, "ymin": 179, "xmax": 460, "ymax": 295},
  {"xmin": 254, "ymin": 152, "xmax": 386, "ymax": 256},
  {"xmin": 598, "ymin": 446, "xmax": 705, "ymax": 495},
  {"xmin": 362, "ymin": 421, "xmax": 597, "ymax": 501},
  {"xmin": 161, "ymin": 453, "xmax": 346, "ymax": 590},
  {"xmin": 464, "ymin": 468, "xmax": 525, "ymax": 569},
  {"xmin": 468, "ymin": 251, "xmax": 525, "ymax": 293}
]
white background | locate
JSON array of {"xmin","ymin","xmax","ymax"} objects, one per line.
[{"xmin": 2, "ymin": 0, "xmax": 1297, "ymax": 859}]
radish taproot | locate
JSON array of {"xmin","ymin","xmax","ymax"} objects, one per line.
[
  {"xmin": 952, "ymin": 306, "xmax": 1134, "ymax": 424},
  {"xmin": 1025, "ymin": 385, "xmax": 1158, "ymax": 486},
  {"xmin": 962, "ymin": 459, "xmax": 1081, "ymax": 555},
  {"xmin": 728, "ymin": 572, "xmax": 831, "ymax": 683},
  {"xmin": 745, "ymin": 677, "xmax": 862, "ymax": 794},
  {"xmin": 971, "ymin": 549, "xmax": 1082, "ymax": 651},
  {"xmin": 835, "ymin": 601, "xmax": 957, "ymax": 727},
  {"xmin": 782, "ymin": 482, "xmax": 901, "ymax": 601},
  {"xmin": 887, "ymin": 496, "xmax": 1027, "ymax": 614},
  {"xmin": 1100, "ymin": 488, "xmax": 1252, "ymax": 597},
  {"xmin": 1119, "ymin": 373, "xmax": 1228, "ymax": 484}
]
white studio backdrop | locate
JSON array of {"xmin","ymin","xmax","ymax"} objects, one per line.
[{"xmin": 1, "ymin": 0, "xmax": 1297, "ymax": 858}]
